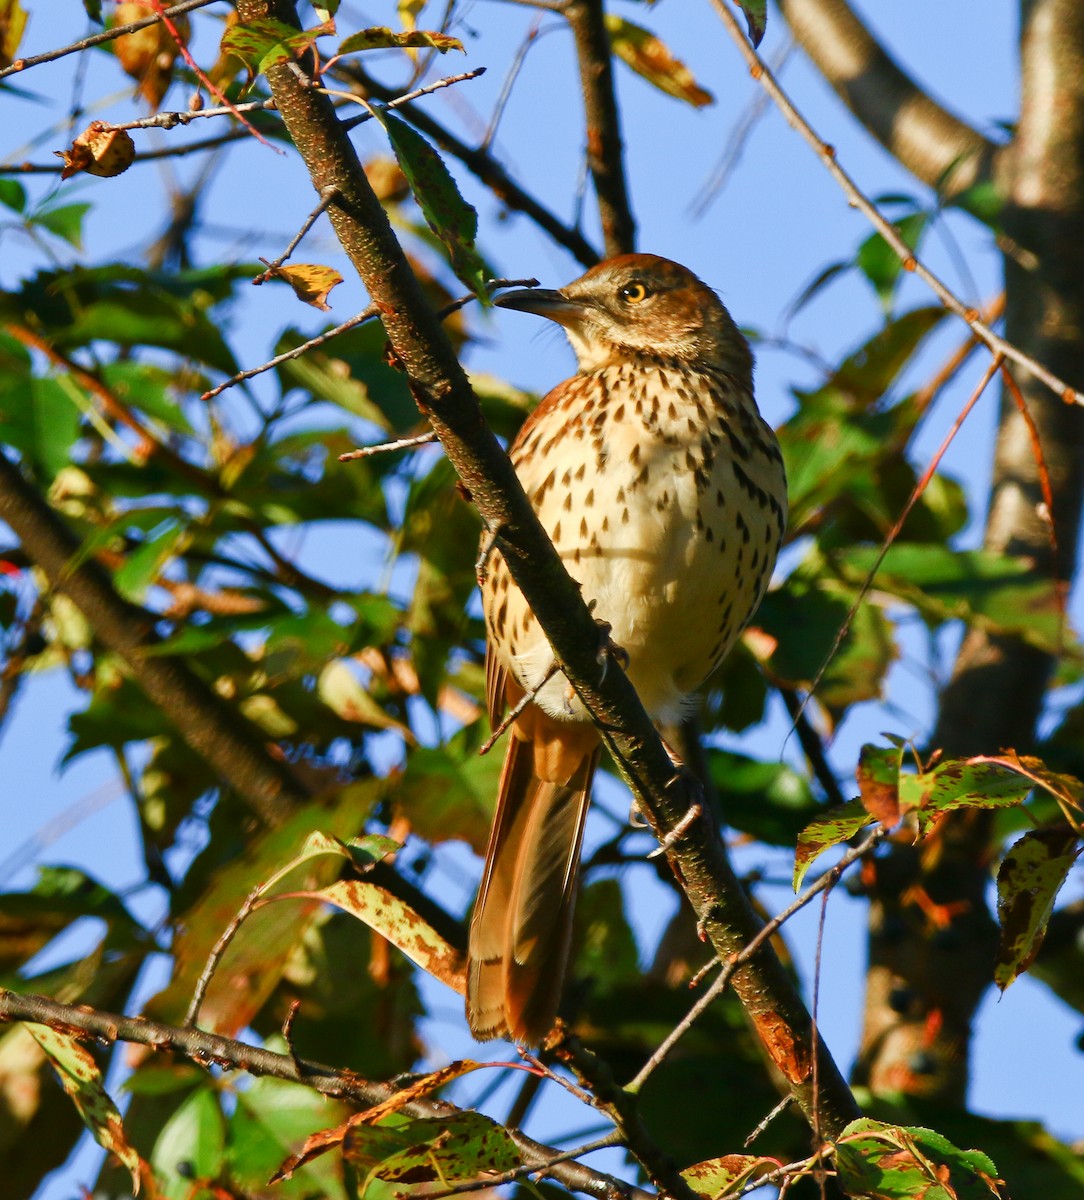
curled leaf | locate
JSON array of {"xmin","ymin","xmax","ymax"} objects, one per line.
[
  {"xmin": 605, "ymin": 16, "xmax": 713, "ymax": 108},
  {"xmin": 55, "ymin": 123, "xmax": 136, "ymax": 181},
  {"xmin": 265, "ymin": 262, "xmax": 344, "ymax": 310},
  {"xmin": 338, "ymin": 27, "xmax": 464, "ymax": 55}
]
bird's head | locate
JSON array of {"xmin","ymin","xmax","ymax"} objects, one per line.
[{"xmin": 494, "ymin": 254, "xmax": 752, "ymax": 381}]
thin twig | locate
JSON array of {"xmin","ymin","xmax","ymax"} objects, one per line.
[
  {"xmin": 483, "ymin": 18, "xmax": 545, "ymax": 150},
  {"xmin": 200, "ymin": 305, "xmax": 379, "ymax": 401},
  {"xmin": 254, "ymin": 186, "xmax": 340, "ymax": 281},
  {"xmin": 340, "ymin": 67, "xmax": 489, "ymax": 132},
  {"xmin": 479, "ymin": 662, "xmax": 561, "ymax": 755},
  {"xmin": 744, "ymin": 1093, "xmax": 796, "ymax": 1147},
  {"xmin": 0, "ymin": 0, "xmax": 221, "ymax": 80},
  {"xmin": 778, "ymin": 687, "xmax": 847, "ymax": 808},
  {"xmin": 790, "ymin": 354, "xmax": 1003, "ymax": 732},
  {"xmin": 102, "ymin": 97, "xmax": 278, "ymax": 133},
  {"xmin": 707, "ymin": 0, "xmax": 1084, "ymax": 407},
  {"xmin": 565, "ymin": 0, "xmax": 636, "ymax": 256},
  {"xmin": 690, "ymin": 37, "xmax": 795, "ymax": 219},
  {"xmin": 626, "ymin": 823, "xmax": 887, "ymax": 1094},
  {"xmin": 184, "ymin": 885, "xmax": 262, "ymax": 1027},
  {"xmin": 339, "ymin": 431, "xmax": 438, "ymax": 462}
]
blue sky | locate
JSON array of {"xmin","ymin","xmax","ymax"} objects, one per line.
[{"xmin": 3, "ymin": 2, "xmax": 1081, "ymax": 1194}]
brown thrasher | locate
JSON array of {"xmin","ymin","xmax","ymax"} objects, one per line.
[{"xmin": 467, "ymin": 254, "xmax": 787, "ymax": 1044}]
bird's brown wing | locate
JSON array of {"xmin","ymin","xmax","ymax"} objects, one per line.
[{"xmin": 484, "ymin": 641, "xmax": 508, "ymax": 731}]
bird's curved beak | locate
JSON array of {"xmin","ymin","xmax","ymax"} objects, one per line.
[{"xmin": 493, "ymin": 287, "xmax": 590, "ymax": 328}]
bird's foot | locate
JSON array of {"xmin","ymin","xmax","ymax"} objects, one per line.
[
  {"xmin": 586, "ymin": 604, "xmax": 630, "ymax": 681},
  {"xmin": 647, "ymin": 797, "xmax": 704, "ymax": 859}
]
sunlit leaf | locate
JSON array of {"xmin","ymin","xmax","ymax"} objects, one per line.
[
  {"xmin": 735, "ymin": 0, "xmax": 766, "ymax": 47},
  {"xmin": 271, "ymin": 262, "xmax": 344, "ymax": 310},
  {"xmin": 857, "ymin": 742, "xmax": 905, "ymax": 827},
  {"xmin": 683, "ymin": 1154, "xmax": 782, "ymax": 1198},
  {"xmin": 220, "ymin": 15, "xmax": 333, "ymax": 84},
  {"xmin": 605, "ymin": 16, "xmax": 713, "ymax": 108},
  {"xmin": 26, "ymin": 1024, "xmax": 147, "ymax": 1196},
  {"xmin": 372, "ymin": 109, "xmax": 487, "ymax": 297},
  {"xmin": 338, "ymin": 27, "xmax": 463, "ymax": 54},
  {"xmin": 794, "ymin": 799, "xmax": 873, "ymax": 889},
  {"xmin": 834, "ymin": 1118, "xmax": 1005, "ymax": 1199},
  {"xmin": 0, "ymin": 0, "xmax": 28, "ymax": 70},
  {"xmin": 995, "ymin": 827, "xmax": 1079, "ymax": 990},
  {"xmin": 272, "ymin": 1061, "xmax": 489, "ymax": 1181}
]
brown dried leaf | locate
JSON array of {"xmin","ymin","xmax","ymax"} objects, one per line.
[
  {"xmin": 55, "ymin": 123, "xmax": 136, "ymax": 181},
  {"xmin": 113, "ymin": 3, "xmax": 189, "ymax": 109}
]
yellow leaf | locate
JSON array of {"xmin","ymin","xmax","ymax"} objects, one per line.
[
  {"xmin": 0, "ymin": 0, "xmax": 28, "ymax": 70},
  {"xmin": 605, "ymin": 15, "xmax": 714, "ymax": 109},
  {"xmin": 273, "ymin": 263, "xmax": 345, "ymax": 310}
]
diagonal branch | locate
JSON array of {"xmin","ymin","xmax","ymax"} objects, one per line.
[
  {"xmin": 565, "ymin": 0, "xmax": 636, "ymax": 255},
  {"xmin": 0, "ymin": 989, "xmax": 645, "ymax": 1200},
  {"xmin": 336, "ymin": 62, "xmax": 600, "ymax": 267},
  {"xmin": 241, "ymin": 0, "xmax": 858, "ymax": 1140},
  {"xmin": 776, "ymin": 0, "xmax": 1002, "ymax": 202}
]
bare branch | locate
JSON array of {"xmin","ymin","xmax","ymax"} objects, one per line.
[
  {"xmin": 707, "ymin": 0, "xmax": 1084, "ymax": 407},
  {"xmin": 565, "ymin": 0, "xmax": 636, "ymax": 255},
  {"xmin": 0, "ymin": 989, "xmax": 647, "ymax": 1200},
  {"xmin": 777, "ymin": 0, "xmax": 1001, "ymax": 201},
  {"xmin": 336, "ymin": 61, "xmax": 601, "ymax": 267}
]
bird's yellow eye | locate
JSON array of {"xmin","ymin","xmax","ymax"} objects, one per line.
[{"xmin": 619, "ymin": 281, "xmax": 650, "ymax": 304}]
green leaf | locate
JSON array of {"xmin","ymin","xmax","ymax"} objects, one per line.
[
  {"xmin": 397, "ymin": 724, "xmax": 499, "ymax": 853},
  {"xmin": 101, "ymin": 361, "xmax": 195, "ymax": 434},
  {"xmin": 220, "ymin": 15, "xmax": 333, "ymax": 80},
  {"xmin": 794, "ymin": 799, "xmax": 873, "ymax": 889},
  {"xmin": 856, "ymin": 741, "xmax": 906, "ymax": 826},
  {"xmin": 151, "ymin": 1086, "xmax": 226, "ymax": 1200},
  {"xmin": 576, "ymin": 878, "xmax": 640, "ymax": 988},
  {"xmin": 372, "ymin": 109, "xmax": 487, "ymax": 296},
  {"xmin": 735, "ymin": 0, "xmax": 766, "ymax": 46},
  {"xmin": 83, "ymin": 0, "xmax": 104, "ymax": 21},
  {"xmin": 26, "ymin": 1024, "xmax": 146, "ymax": 1196},
  {"xmin": 833, "ymin": 1118, "xmax": 1005, "ymax": 1199},
  {"xmin": 897, "ymin": 757, "xmax": 1034, "ymax": 832},
  {"xmin": 706, "ymin": 748, "xmax": 819, "ymax": 846},
  {"xmin": 683, "ymin": 1155, "xmax": 781, "ymax": 1198},
  {"xmin": 995, "ymin": 827, "xmax": 1079, "ymax": 990},
  {"xmin": 144, "ymin": 781, "xmax": 385, "ymax": 1034},
  {"xmin": 0, "ymin": 375, "xmax": 81, "ymax": 482},
  {"xmin": 338, "ymin": 27, "xmax": 464, "ymax": 54},
  {"xmin": 347, "ymin": 1113, "xmax": 520, "ymax": 1192},
  {"xmin": 832, "ymin": 545, "xmax": 1069, "ymax": 655},
  {"xmin": 604, "ymin": 16, "xmax": 713, "ymax": 107},
  {"xmin": 856, "ymin": 212, "xmax": 929, "ymax": 312},
  {"xmin": 228, "ymin": 1074, "xmax": 352, "ymax": 1200},
  {"xmin": 112, "ymin": 518, "xmax": 186, "ymax": 601},
  {"xmin": 0, "ymin": 178, "xmax": 26, "ymax": 212},
  {"xmin": 32, "ymin": 202, "xmax": 92, "ymax": 249}
]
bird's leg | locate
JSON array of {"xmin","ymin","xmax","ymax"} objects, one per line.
[
  {"xmin": 475, "ymin": 525, "xmax": 501, "ymax": 586},
  {"xmin": 634, "ymin": 736, "xmax": 705, "ymax": 857},
  {"xmin": 585, "ymin": 601, "xmax": 630, "ymax": 679}
]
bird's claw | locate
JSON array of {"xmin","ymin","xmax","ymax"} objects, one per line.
[
  {"xmin": 592, "ymin": 615, "xmax": 630, "ymax": 681},
  {"xmin": 647, "ymin": 801, "xmax": 704, "ymax": 858}
]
